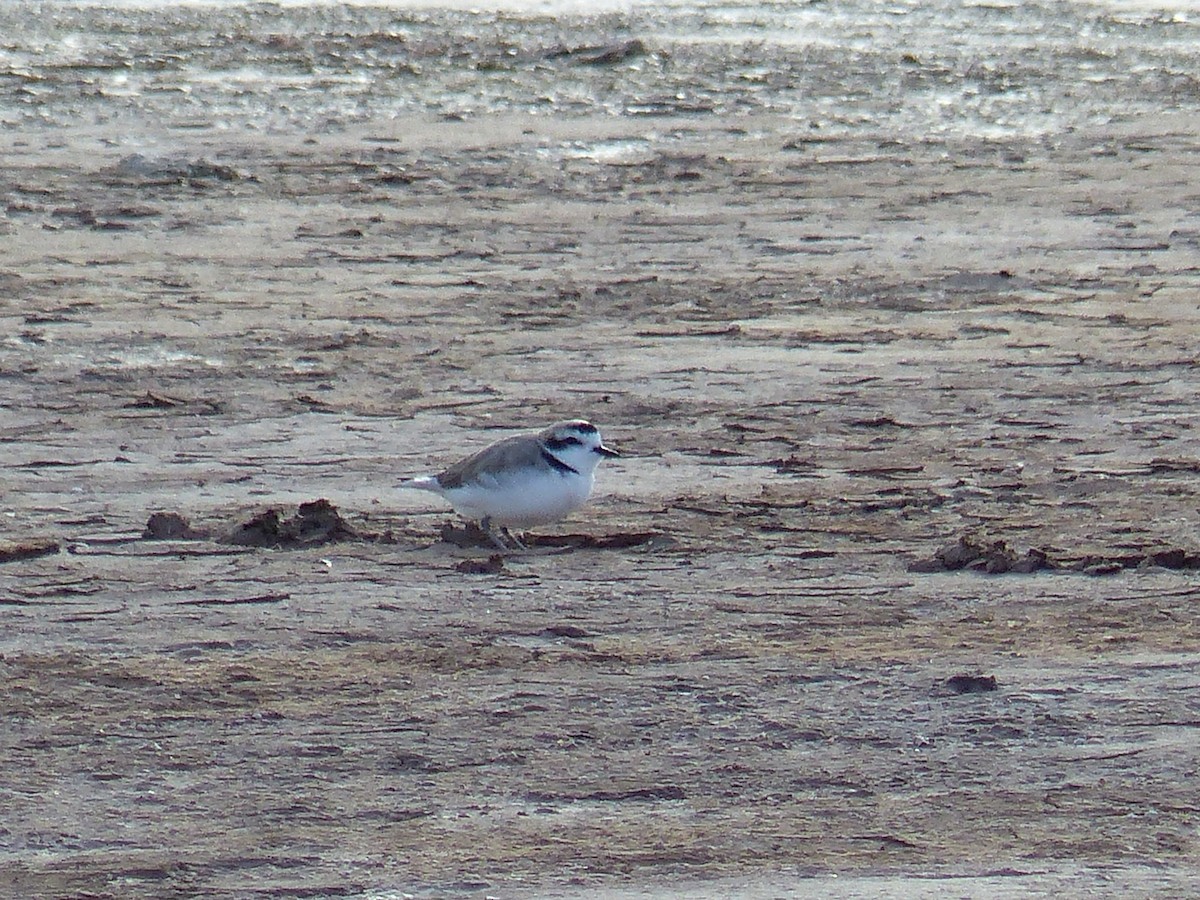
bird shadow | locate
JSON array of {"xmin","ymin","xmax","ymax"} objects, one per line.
[{"xmin": 438, "ymin": 521, "xmax": 671, "ymax": 553}]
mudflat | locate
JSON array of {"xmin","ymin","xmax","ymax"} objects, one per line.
[{"xmin": 2, "ymin": 2, "xmax": 1200, "ymax": 897}]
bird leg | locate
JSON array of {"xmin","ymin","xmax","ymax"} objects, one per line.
[
  {"xmin": 478, "ymin": 516, "xmax": 515, "ymax": 552},
  {"xmin": 499, "ymin": 526, "xmax": 527, "ymax": 551}
]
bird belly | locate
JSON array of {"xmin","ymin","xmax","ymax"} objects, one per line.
[{"xmin": 446, "ymin": 471, "xmax": 593, "ymax": 528}]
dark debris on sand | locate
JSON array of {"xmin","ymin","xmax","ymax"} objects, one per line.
[
  {"xmin": 438, "ymin": 521, "xmax": 665, "ymax": 551},
  {"xmin": 144, "ymin": 511, "xmax": 206, "ymax": 540},
  {"xmin": 439, "ymin": 520, "xmax": 498, "ymax": 549},
  {"xmin": 456, "ymin": 555, "xmax": 506, "ymax": 575},
  {"xmin": 945, "ymin": 674, "xmax": 999, "ymax": 695},
  {"xmin": 907, "ymin": 536, "xmax": 1052, "ymax": 575},
  {"xmin": 143, "ymin": 500, "xmax": 370, "ymax": 549},
  {"xmin": 0, "ymin": 539, "xmax": 60, "ymax": 564},
  {"xmin": 543, "ymin": 38, "xmax": 648, "ymax": 66},
  {"xmin": 226, "ymin": 499, "xmax": 359, "ymax": 548},
  {"xmin": 910, "ymin": 534, "xmax": 1200, "ymax": 576}
]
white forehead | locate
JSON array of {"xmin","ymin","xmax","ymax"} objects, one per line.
[{"xmin": 550, "ymin": 421, "xmax": 600, "ymax": 442}]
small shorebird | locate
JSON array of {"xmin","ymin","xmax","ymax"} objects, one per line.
[{"xmin": 400, "ymin": 420, "xmax": 620, "ymax": 549}]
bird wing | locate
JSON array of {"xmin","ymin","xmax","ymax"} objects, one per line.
[{"xmin": 435, "ymin": 434, "xmax": 544, "ymax": 489}]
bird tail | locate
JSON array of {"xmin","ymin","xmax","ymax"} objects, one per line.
[{"xmin": 398, "ymin": 476, "xmax": 442, "ymax": 493}]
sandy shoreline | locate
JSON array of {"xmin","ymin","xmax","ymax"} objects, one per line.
[{"xmin": 3, "ymin": 1, "xmax": 1200, "ymax": 897}]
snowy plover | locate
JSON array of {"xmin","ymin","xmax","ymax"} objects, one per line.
[{"xmin": 400, "ymin": 420, "xmax": 620, "ymax": 549}]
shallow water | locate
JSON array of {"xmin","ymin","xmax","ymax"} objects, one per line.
[{"xmin": 3, "ymin": 0, "xmax": 1197, "ymax": 140}]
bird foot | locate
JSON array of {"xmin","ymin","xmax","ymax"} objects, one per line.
[{"xmin": 479, "ymin": 517, "xmax": 527, "ymax": 553}]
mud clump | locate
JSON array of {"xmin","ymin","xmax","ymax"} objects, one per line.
[
  {"xmin": 945, "ymin": 674, "xmax": 999, "ymax": 695},
  {"xmin": 1077, "ymin": 548, "xmax": 1200, "ymax": 575},
  {"xmin": 440, "ymin": 520, "xmax": 498, "ymax": 549},
  {"xmin": 144, "ymin": 511, "xmax": 205, "ymax": 540},
  {"xmin": 910, "ymin": 535, "xmax": 1200, "ymax": 576},
  {"xmin": 456, "ymin": 554, "xmax": 506, "ymax": 575},
  {"xmin": 0, "ymin": 539, "xmax": 59, "ymax": 564},
  {"xmin": 908, "ymin": 536, "xmax": 1052, "ymax": 574},
  {"xmin": 226, "ymin": 499, "xmax": 358, "ymax": 548}
]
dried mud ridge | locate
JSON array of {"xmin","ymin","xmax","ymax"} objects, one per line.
[
  {"xmin": 141, "ymin": 500, "xmax": 666, "ymax": 554},
  {"xmin": 7, "ymin": 507, "xmax": 1200, "ymax": 579}
]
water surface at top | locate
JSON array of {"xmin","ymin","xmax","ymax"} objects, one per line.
[{"xmin": 2, "ymin": 0, "xmax": 1198, "ymax": 141}]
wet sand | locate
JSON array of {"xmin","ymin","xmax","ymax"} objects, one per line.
[{"xmin": 3, "ymin": 1, "xmax": 1200, "ymax": 897}]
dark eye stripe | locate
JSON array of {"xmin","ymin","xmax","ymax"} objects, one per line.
[{"xmin": 544, "ymin": 436, "xmax": 583, "ymax": 451}]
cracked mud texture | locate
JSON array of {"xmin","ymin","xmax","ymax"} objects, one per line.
[{"xmin": 2, "ymin": 0, "xmax": 1200, "ymax": 897}]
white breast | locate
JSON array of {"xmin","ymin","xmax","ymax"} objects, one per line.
[{"xmin": 444, "ymin": 469, "xmax": 595, "ymax": 528}]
